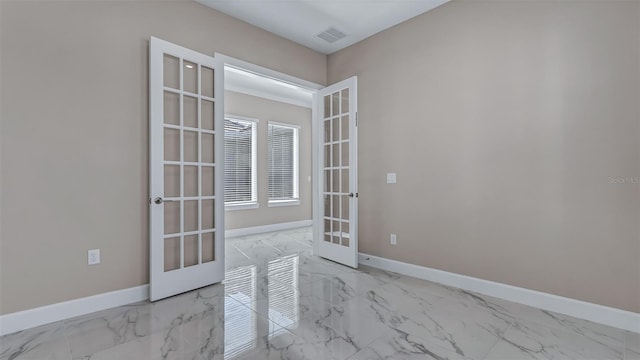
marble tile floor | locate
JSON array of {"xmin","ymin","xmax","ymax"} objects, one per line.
[{"xmin": 1, "ymin": 227, "xmax": 637, "ymax": 360}]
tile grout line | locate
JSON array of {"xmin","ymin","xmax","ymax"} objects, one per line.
[
  {"xmin": 230, "ymin": 242, "xmax": 251, "ymax": 260},
  {"xmin": 480, "ymin": 322, "xmax": 515, "ymax": 360}
]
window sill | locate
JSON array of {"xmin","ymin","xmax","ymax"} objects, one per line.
[
  {"xmin": 225, "ymin": 202, "xmax": 259, "ymax": 211},
  {"xmin": 267, "ymin": 200, "xmax": 300, "ymax": 208}
]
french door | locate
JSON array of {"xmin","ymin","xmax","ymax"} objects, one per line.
[
  {"xmin": 149, "ymin": 37, "xmax": 224, "ymax": 301},
  {"xmin": 318, "ymin": 77, "xmax": 358, "ymax": 268}
]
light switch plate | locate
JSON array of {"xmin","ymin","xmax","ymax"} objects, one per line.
[
  {"xmin": 88, "ymin": 249, "xmax": 100, "ymax": 265},
  {"xmin": 386, "ymin": 173, "xmax": 397, "ymax": 184}
]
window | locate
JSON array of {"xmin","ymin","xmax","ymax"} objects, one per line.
[
  {"xmin": 268, "ymin": 122, "xmax": 299, "ymax": 205},
  {"xmin": 224, "ymin": 116, "xmax": 257, "ymax": 207}
]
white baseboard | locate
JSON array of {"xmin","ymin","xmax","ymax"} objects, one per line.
[
  {"xmin": 225, "ymin": 219, "xmax": 312, "ymax": 238},
  {"xmin": 359, "ymin": 253, "xmax": 640, "ymax": 333},
  {"xmin": 0, "ymin": 285, "xmax": 149, "ymax": 336}
]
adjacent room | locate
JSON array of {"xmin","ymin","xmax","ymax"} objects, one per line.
[{"xmin": 1, "ymin": 0, "xmax": 639, "ymax": 359}]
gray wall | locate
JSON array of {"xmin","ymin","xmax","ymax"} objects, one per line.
[
  {"xmin": 224, "ymin": 91, "xmax": 312, "ymax": 230},
  {"xmin": 0, "ymin": 0, "xmax": 326, "ymax": 315},
  {"xmin": 328, "ymin": 0, "xmax": 640, "ymax": 312}
]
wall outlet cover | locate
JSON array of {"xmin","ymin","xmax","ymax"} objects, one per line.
[
  {"xmin": 386, "ymin": 173, "xmax": 397, "ymax": 184},
  {"xmin": 88, "ymin": 249, "xmax": 100, "ymax": 265},
  {"xmin": 390, "ymin": 233, "xmax": 397, "ymax": 245}
]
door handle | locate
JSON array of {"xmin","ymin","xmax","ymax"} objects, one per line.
[
  {"xmin": 348, "ymin": 193, "xmax": 358, "ymax": 198},
  {"xmin": 153, "ymin": 197, "xmax": 176, "ymax": 204}
]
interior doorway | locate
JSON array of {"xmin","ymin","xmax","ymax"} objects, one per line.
[{"xmin": 216, "ymin": 54, "xmax": 324, "ymax": 258}]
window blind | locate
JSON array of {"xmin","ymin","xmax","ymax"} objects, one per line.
[
  {"xmin": 268, "ymin": 123, "xmax": 298, "ymax": 201},
  {"xmin": 224, "ymin": 118, "xmax": 256, "ymax": 204}
]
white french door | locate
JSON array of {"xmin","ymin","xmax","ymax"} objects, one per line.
[
  {"xmin": 149, "ymin": 37, "xmax": 224, "ymax": 301},
  {"xmin": 318, "ymin": 77, "xmax": 358, "ymax": 268}
]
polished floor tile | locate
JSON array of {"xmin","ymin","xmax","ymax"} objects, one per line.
[{"xmin": 0, "ymin": 227, "xmax": 635, "ymax": 360}]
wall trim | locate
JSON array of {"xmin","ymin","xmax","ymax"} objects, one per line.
[
  {"xmin": 226, "ymin": 219, "xmax": 312, "ymax": 238},
  {"xmin": 0, "ymin": 285, "xmax": 149, "ymax": 336},
  {"xmin": 359, "ymin": 253, "xmax": 640, "ymax": 333}
]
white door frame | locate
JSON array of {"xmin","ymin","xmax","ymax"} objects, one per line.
[{"xmin": 214, "ymin": 54, "xmax": 324, "ymax": 256}]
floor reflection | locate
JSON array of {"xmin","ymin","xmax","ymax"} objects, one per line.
[
  {"xmin": 224, "ymin": 265, "xmax": 257, "ymax": 358},
  {"xmin": 223, "ymin": 255, "xmax": 300, "ymax": 359}
]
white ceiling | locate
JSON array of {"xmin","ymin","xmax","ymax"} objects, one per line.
[{"xmin": 197, "ymin": 0, "xmax": 450, "ymax": 54}]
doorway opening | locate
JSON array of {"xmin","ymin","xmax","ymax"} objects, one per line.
[{"xmin": 219, "ymin": 60, "xmax": 319, "ymax": 270}]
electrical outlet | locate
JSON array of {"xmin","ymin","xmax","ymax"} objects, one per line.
[
  {"xmin": 386, "ymin": 173, "xmax": 397, "ymax": 184},
  {"xmin": 88, "ymin": 249, "xmax": 100, "ymax": 265},
  {"xmin": 390, "ymin": 233, "xmax": 397, "ymax": 245}
]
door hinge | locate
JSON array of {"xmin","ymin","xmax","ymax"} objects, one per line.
[{"xmin": 355, "ymin": 112, "xmax": 358, "ymax": 126}]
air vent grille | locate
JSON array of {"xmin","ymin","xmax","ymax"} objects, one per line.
[{"xmin": 316, "ymin": 27, "xmax": 347, "ymax": 43}]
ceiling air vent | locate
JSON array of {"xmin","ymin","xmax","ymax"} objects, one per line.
[{"xmin": 317, "ymin": 27, "xmax": 347, "ymax": 43}]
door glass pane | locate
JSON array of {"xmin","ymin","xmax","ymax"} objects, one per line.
[
  {"xmin": 341, "ymin": 195, "xmax": 350, "ymax": 220},
  {"xmin": 184, "ymin": 131, "xmax": 198, "ymax": 162},
  {"xmin": 184, "ymin": 200, "xmax": 198, "ymax": 232},
  {"xmin": 324, "ymin": 195, "xmax": 331, "ymax": 218},
  {"xmin": 184, "ymin": 96, "xmax": 198, "ymax": 128},
  {"xmin": 164, "ymin": 92, "xmax": 179, "ymax": 125},
  {"xmin": 324, "ymin": 120, "xmax": 331, "ymax": 143},
  {"xmin": 341, "ymin": 115, "xmax": 349, "ymax": 140},
  {"xmin": 332, "ymin": 117, "xmax": 340, "ymax": 142},
  {"xmin": 202, "ymin": 166, "xmax": 214, "ymax": 196},
  {"xmin": 324, "ymin": 145, "xmax": 331, "ymax": 168},
  {"xmin": 332, "ymin": 144, "xmax": 339, "ymax": 168},
  {"xmin": 324, "ymin": 170, "xmax": 331, "ymax": 193},
  {"xmin": 184, "ymin": 60, "xmax": 197, "ymax": 93},
  {"xmin": 184, "ymin": 235, "xmax": 198, "ymax": 267},
  {"xmin": 341, "ymin": 142, "xmax": 349, "ymax": 166},
  {"xmin": 164, "ymin": 237, "xmax": 180, "ymax": 272},
  {"xmin": 164, "ymin": 129, "xmax": 180, "ymax": 161},
  {"xmin": 332, "ymin": 168, "xmax": 340, "ymax": 193},
  {"xmin": 202, "ymin": 100, "xmax": 214, "ymax": 131},
  {"xmin": 202, "ymin": 134, "xmax": 214, "ymax": 164},
  {"xmin": 202, "ymin": 199, "xmax": 214, "ymax": 230},
  {"xmin": 202, "ymin": 66, "xmax": 214, "ymax": 98},
  {"xmin": 184, "ymin": 166, "xmax": 198, "ymax": 197},
  {"xmin": 341, "ymin": 89, "xmax": 349, "ymax": 114},
  {"xmin": 332, "ymin": 195, "xmax": 340, "ymax": 219},
  {"xmin": 324, "ymin": 219, "xmax": 331, "ymax": 236},
  {"xmin": 341, "ymin": 169, "xmax": 349, "ymax": 194},
  {"xmin": 324, "ymin": 95, "xmax": 330, "ymax": 118},
  {"xmin": 164, "ymin": 201, "xmax": 180, "ymax": 235},
  {"xmin": 163, "ymin": 54, "xmax": 179, "ymax": 89},
  {"xmin": 332, "ymin": 92, "xmax": 339, "ymax": 116},
  {"xmin": 202, "ymin": 232, "xmax": 215, "ymax": 263},
  {"xmin": 164, "ymin": 165, "xmax": 180, "ymax": 198}
]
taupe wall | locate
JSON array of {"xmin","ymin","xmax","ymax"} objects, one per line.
[
  {"xmin": 0, "ymin": 0, "xmax": 325, "ymax": 315},
  {"xmin": 224, "ymin": 91, "xmax": 312, "ymax": 230},
  {"xmin": 328, "ymin": 0, "xmax": 640, "ymax": 312}
]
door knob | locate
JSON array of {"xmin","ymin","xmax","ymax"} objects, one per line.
[{"xmin": 154, "ymin": 197, "xmax": 164, "ymax": 204}]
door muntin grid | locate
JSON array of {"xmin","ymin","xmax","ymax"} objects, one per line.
[
  {"xmin": 322, "ymin": 88, "xmax": 351, "ymax": 247},
  {"xmin": 162, "ymin": 53, "xmax": 217, "ymax": 272}
]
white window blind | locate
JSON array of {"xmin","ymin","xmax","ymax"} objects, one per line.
[
  {"xmin": 224, "ymin": 117, "xmax": 257, "ymax": 204},
  {"xmin": 268, "ymin": 123, "xmax": 299, "ymax": 202}
]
